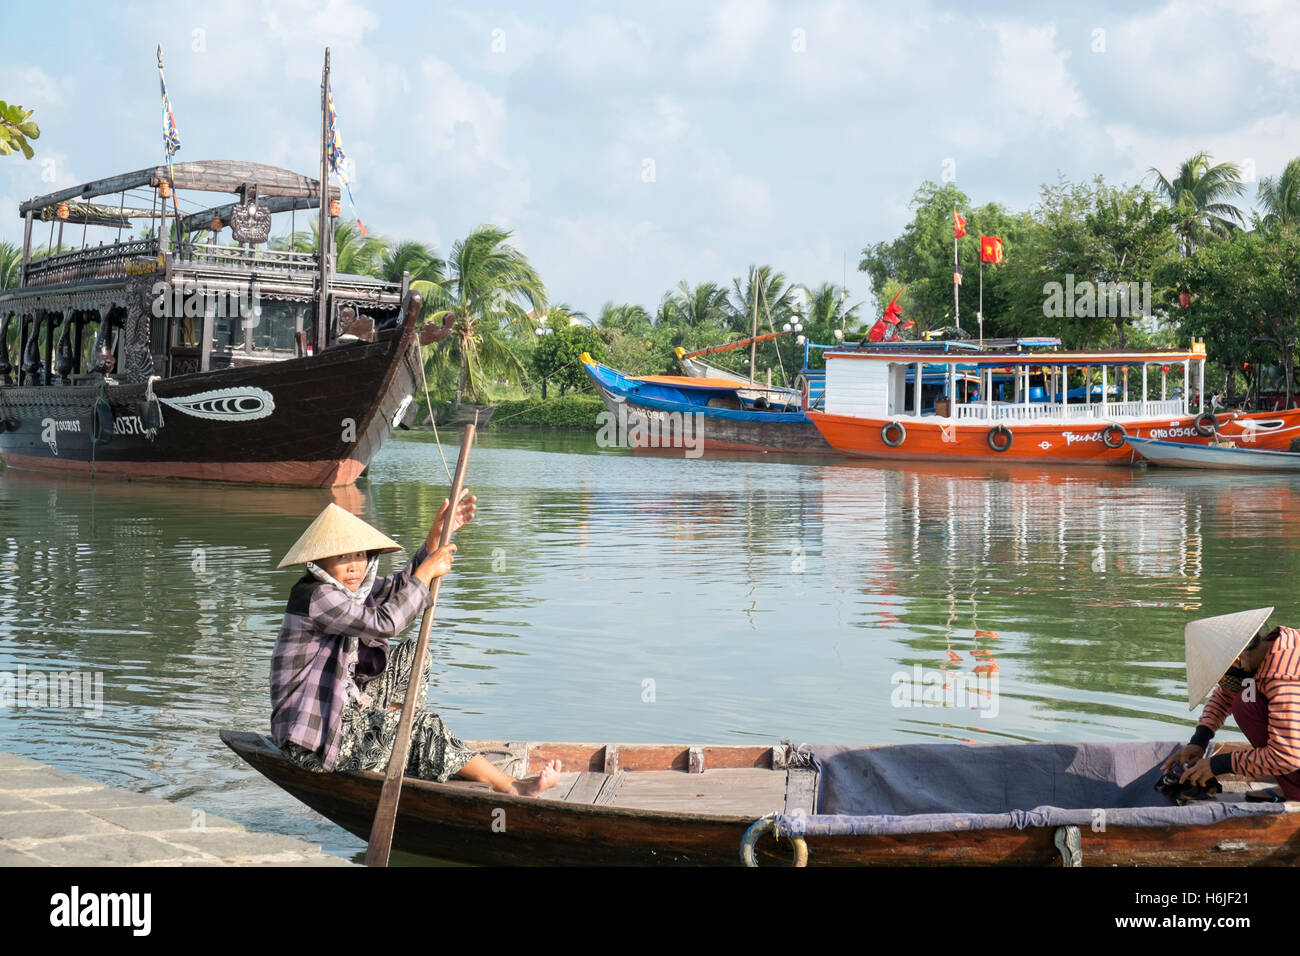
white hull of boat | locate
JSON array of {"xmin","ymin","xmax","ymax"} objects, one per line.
[{"xmin": 1126, "ymin": 436, "xmax": 1300, "ymax": 471}]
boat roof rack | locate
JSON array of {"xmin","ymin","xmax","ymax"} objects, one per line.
[{"xmin": 19, "ymin": 160, "xmax": 340, "ymax": 220}]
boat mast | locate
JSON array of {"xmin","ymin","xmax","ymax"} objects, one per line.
[
  {"xmin": 749, "ymin": 266, "xmax": 758, "ymax": 384},
  {"xmin": 316, "ymin": 48, "xmax": 332, "ymax": 353}
]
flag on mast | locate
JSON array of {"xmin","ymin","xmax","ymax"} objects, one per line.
[
  {"xmin": 980, "ymin": 235, "xmax": 1004, "ymax": 264},
  {"xmin": 326, "ymin": 82, "xmax": 367, "ymax": 236},
  {"xmin": 953, "ymin": 209, "xmax": 967, "ymax": 239},
  {"xmin": 158, "ymin": 46, "xmax": 181, "ymax": 216}
]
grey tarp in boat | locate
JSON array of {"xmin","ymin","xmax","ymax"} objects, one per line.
[{"xmin": 773, "ymin": 741, "xmax": 1286, "ymax": 836}]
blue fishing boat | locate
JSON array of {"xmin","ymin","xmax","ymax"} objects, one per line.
[{"xmin": 580, "ymin": 353, "xmax": 830, "ymax": 454}]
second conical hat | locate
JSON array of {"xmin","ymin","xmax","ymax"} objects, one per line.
[
  {"xmin": 1185, "ymin": 606, "xmax": 1273, "ymax": 709},
  {"xmin": 277, "ymin": 503, "xmax": 403, "ymax": 568}
]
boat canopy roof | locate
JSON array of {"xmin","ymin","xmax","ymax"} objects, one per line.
[
  {"xmin": 19, "ymin": 160, "xmax": 340, "ymax": 222},
  {"xmin": 826, "ymin": 347, "xmax": 1205, "ymax": 367}
]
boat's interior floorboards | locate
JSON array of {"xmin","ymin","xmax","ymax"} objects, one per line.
[
  {"xmin": 429, "ymin": 768, "xmax": 787, "ymax": 814},
  {"xmin": 602, "ymin": 768, "xmax": 787, "ymax": 815}
]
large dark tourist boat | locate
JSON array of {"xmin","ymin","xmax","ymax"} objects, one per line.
[{"xmin": 0, "ymin": 159, "xmax": 441, "ymax": 486}]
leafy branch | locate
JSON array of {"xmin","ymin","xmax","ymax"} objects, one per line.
[{"xmin": 0, "ymin": 101, "xmax": 39, "ymax": 159}]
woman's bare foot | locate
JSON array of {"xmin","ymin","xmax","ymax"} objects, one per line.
[
  {"xmin": 511, "ymin": 759, "xmax": 563, "ymax": 796},
  {"xmin": 455, "ymin": 754, "xmax": 564, "ymax": 796}
]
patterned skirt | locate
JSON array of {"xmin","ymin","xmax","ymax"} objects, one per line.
[{"xmin": 282, "ymin": 637, "xmax": 478, "ymax": 782}]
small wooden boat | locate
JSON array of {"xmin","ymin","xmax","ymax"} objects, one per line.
[
  {"xmin": 222, "ymin": 731, "xmax": 1300, "ymax": 866},
  {"xmin": 1126, "ymin": 435, "xmax": 1300, "ymax": 471}
]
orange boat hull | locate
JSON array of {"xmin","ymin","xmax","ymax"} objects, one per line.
[{"xmin": 807, "ymin": 408, "xmax": 1300, "ymax": 465}]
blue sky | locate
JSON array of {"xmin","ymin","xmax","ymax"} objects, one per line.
[{"xmin": 2, "ymin": 0, "xmax": 1297, "ymax": 317}]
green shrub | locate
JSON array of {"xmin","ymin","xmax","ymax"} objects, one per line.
[{"xmin": 489, "ymin": 396, "xmax": 604, "ymax": 428}]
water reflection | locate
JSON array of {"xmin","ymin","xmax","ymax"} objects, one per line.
[{"xmin": 2, "ymin": 435, "xmax": 1299, "ymax": 859}]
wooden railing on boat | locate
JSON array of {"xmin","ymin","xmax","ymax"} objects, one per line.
[
  {"xmin": 174, "ymin": 241, "xmax": 322, "ymax": 276},
  {"xmin": 23, "ymin": 238, "xmax": 160, "ymax": 286},
  {"xmin": 21, "ymin": 238, "xmax": 327, "ymax": 288}
]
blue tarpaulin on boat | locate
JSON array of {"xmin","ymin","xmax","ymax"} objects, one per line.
[{"xmin": 773, "ymin": 741, "xmax": 1286, "ymax": 835}]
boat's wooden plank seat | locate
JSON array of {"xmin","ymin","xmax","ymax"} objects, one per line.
[{"xmin": 606, "ymin": 767, "xmax": 786, "ymax": 815}]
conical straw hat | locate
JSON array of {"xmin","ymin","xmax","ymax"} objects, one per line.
[
  {"xmin": 1185, "ymin": 606, "xmax": 1273, "ymax": 708},
  {"xmin": 277, "ymin": 503, "xmax": 403, "ymax": 568}
]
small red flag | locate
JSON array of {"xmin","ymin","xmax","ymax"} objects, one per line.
[
  {"xmin": 980, "ymin": 235, "xmax": 1004, "ymax": 264},
  {"xmin": 867, "ymin": 288, "xmax": 906, "ymax": 342},
  {"xmin": 953, "ymin": 210, "xmax": 967, "ymax": 239}
]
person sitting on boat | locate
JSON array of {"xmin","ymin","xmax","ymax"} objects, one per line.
[
  {"xmin": 1162, "ymin": 607, "xmax": 1300, "ymax": 800},
  {"xmin": 271, "ymin": 499, "xmax": 562, "ymax": 796}
]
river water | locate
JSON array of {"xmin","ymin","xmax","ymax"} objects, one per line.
[{"xmin": 2, "ymin": 430, "xmax": 1298, "ymax": 861}]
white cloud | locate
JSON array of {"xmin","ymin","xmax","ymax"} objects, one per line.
[
  {"xmin": 684, "ymin": 0, "xmax": 773, "ymax": 75},
  {"xmin": 410, "ymin": 56, "xmax": 530, "ymax": 226},
  {"xmin": 0, "ymin": 66, "xmax": 68, "ymax": 108},
  {"xmin": 991, "ymin": 23, "xmax": 1087, "ymax": 132},
  {"xmin": 779, "ymin": 2, "xmax": 919, "ymax": 95},
  {"xmin": 1229, "ymin": 0, "xmax": 1300, "ymax": 80},
  {"xmin": 1107, "ymin": 111, "xmax": 1300, "ymax": 212},
  {"xmin": 552, "ymin": 16, "xmax": 654, "ymax": 77},
  {"xmin": 535, "ymin": 213, "xmax": 728, "ymax": 312}
]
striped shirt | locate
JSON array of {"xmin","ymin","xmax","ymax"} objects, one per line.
[
  {"xmin": 270, "ymin": 545, "xmax": 432, "ymax": 770},
  {"xmin": 1197, "ymin": 626, "xmax": 1300, "ymax": 779}
]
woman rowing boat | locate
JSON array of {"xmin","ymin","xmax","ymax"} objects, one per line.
[{"xmin": 269, "ymin": 498, "xmax": 562, "ymax": 796}]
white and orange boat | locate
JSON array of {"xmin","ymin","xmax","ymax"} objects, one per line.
[{"xmin": 806, "ymin": 341, "xmax": 1300, "ymax": 465}]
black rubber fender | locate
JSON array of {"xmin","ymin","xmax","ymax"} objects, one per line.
[{"xmin": 987, "ymin": 424, "xmax": 1013, "ymax": 452}]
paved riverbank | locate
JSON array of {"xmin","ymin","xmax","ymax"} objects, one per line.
[{"xmin": 0, "ymin": 752, "xmax": 353, "ymax": 866}]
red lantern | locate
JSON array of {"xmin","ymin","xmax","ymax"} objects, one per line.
[
  {"xmin": 211, "ymin": 217, "xmax": 223, "ymax": 232},
  {"xmin": 56, "ymin": 201, "xmax": 69, "ymax": 220},
  {"xmin": 329, "ymin": 199, "xmax": 341, "ymax": 217},
  {"xmin": 1179, "ymin": 292, "xmax": 1191, "ymax": 308},
  {"xmin": 1161, "ymin": 365, "xmax": 1170, "ymax": 374},
  {"xmin": 158, "ymin": 180, "xmax": 172, "ymax": 199}
]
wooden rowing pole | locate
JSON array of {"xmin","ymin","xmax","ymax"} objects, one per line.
[{"xmin": 365, "ymin": 422, "xmax": 476, "ymax": 867}]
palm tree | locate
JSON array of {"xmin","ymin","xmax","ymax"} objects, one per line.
[
  {"xmin": 1, "ymin": 240, "xmax": 20, "ymax": 370},
  {"xmin": 596, "ymin": 302, "xmax": 652, "ymax": 332},
  {"xmin": 380, "ymin": 240, "xmax": 445, "ymax": 286},
  {"xmin": 0, "ymin": 240, "xmax": 21, "ymax": 290},
  {"xmin": 657, "ymin": 280, "xmax": 731, "ymax": 329},
  {"xmin": 1257, "ymin": 157, "xmax": 1300, "ymax": 229},
  {"xmin": 287, "ymin": 219, "xmax": 390, "ymax": 277},
  {"xmin": 728, "ymin": 265, "xmax": 799, "ymax": 334},
  {"xmin": 800, "ymin": 282, "xmax": 864, "ymax": 333},
  {"xmin": 418, "ymin": 225, "xmax": 547, "ymax": 406},
  {"xmin": 1147, "ymin": 151, "xmax": 1245, "ymax": 256}
]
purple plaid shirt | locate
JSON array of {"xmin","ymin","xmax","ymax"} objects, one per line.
[{"xmin": 271, "ymin": 544, "xmax": 432, "ymax": 770}]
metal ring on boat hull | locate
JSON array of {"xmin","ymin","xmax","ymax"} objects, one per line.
[
  {"xmin": 1194, "ymin": 412, "xmax": 1217, "ymax": 437},
  {"xmin": 987, "ymin": 425, "xmax": 1013, "ymax": 452},
  {"xmin": 740, "ymin": 816, "xmax": 809, "ymax": 867},
  {"xmin": 881, "ymin": 421, "xmax": 906, "ymax": 447},
  {"xmin": 1101, "ymin": 423, "xmax": 1126, "ymax": 449}
]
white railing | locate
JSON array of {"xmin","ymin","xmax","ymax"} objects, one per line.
[{"xmin": 953, "ymin": 398, "xmax": 1185, "ymax": 422}]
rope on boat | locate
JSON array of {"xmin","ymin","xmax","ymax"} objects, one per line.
[
  {"xmin": 740, "ymin": 814, "xmax": 809, "ymax": 867},
  {"xmin": 413, "ymin": 343, "xmax": 454, "ymax": 484},
  {"xmin": 1054, "ymin": 825, "xmax": 1082, "ymax": 867},
  {"xmin": 143, "ymin": 375, "xmax": 164, "ymax": 437},
  {"xmin": 474, "ymin": 353, "xmax": 593, "ymax": 428}
]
